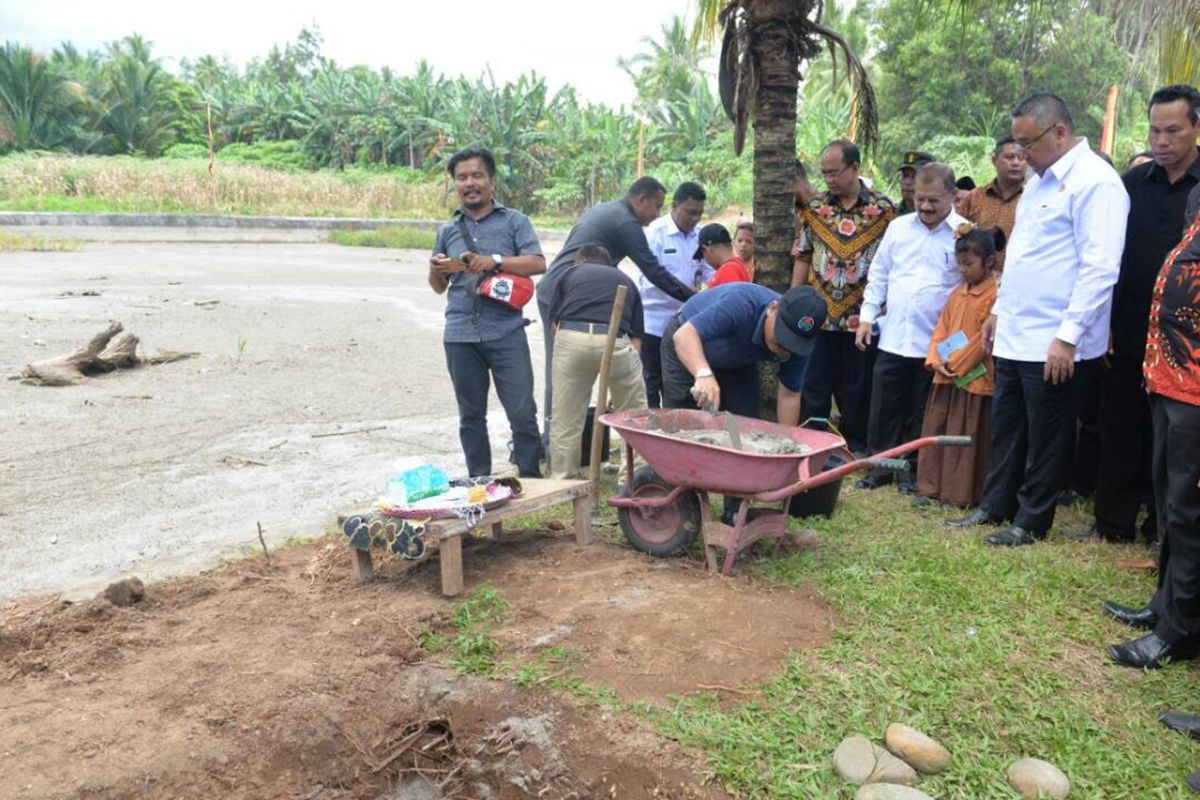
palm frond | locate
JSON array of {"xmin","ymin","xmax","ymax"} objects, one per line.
[{"xmin": 809, "ymin": 21, "xmax": 878, "ymax": 153}]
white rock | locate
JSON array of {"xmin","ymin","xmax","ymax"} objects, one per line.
[{"xmin": 1007, "ymin": 757, "xmax": 1070, "ymax": 800}]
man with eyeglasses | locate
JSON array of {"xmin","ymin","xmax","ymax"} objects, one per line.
[
  {"xmin": 792, "ymin": 138, "xmax": 897, "ymax": 454},
  {"xmin": 946, "ymin": 92, "xmax": 1129, "ymax": 547}
]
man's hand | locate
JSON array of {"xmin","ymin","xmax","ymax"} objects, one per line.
[
  {"xmin": 935, "ymin": 362, "xmax": 958, "ymax": 379},
  {"xmin": 855, "ymin": 320, "xmax": 873, "ymax": 351},
  {"xmin": 461, "ymin": 252, "xmax": 494, "ymax": 273},
  {"xmin": 430, "ymin": 254, "xmax": 463, "ymax": 277},
  {"xmin": 981, "ymin": 314, "xmax": 998, "ymax": 355},
  {"xmin": 1044, "ymin": 338, "xmax": 1077, "ymax": 384},
  {"xmin": 691, "ymin": 376, "xmax": 721, "ymax": 411}
]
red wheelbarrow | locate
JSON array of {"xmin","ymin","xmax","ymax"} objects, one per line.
[{"xmin": 602, "ymin": 408, "xmax": 971, "ymax": 576}]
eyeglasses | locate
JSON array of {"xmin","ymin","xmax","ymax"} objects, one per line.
[
  {"xmin": 819, "ymin": 165, "xmax": 849, "ymax": 180},
  {"xmin": 1014, "ymin": 123, "xmax": 1056, "ymax": 151}
]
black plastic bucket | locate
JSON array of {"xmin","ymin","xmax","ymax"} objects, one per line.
[{"xmin": 787, "ymin": 453, "xmax": 845, "ymax": 519}]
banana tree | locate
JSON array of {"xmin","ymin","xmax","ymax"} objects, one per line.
[{"xmin": 695, "ymin": 0, "xmax": 878, "ymax": 292}]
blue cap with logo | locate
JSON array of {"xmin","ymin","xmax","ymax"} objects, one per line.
[{"xmin": 773, "ymin": 285, "xmax": 827, "ymax": 357}]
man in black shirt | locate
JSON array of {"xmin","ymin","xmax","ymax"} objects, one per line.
[
  {"xmin": 1077, "ymin": 84, "xmax": 1200, "ymax": 544},
  {"xmin": 535, "ymin": 178, "xmax": 695, "ymax": 447},
  {"xmin": 546, "ymin": 245, "xmax": 646, "ymax": 479}
]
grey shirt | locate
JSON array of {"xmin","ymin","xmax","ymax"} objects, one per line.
[
  {"xmin": 1182, "ymin": 184, "xmax": 1200, "ymax": 264},
  {"xmin": 433, "ymin": 203, "xmax": 543, "ymax": 343},
  {"xmin": 535, "ymin": 198, "xmax": 695, "ymax": 308}
]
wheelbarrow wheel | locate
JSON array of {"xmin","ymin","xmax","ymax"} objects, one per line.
[{"xmin": 618, "ymin": 465, "xmax": 702, "ymax": 557}]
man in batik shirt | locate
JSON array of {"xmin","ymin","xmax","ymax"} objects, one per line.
[
  {"xmin": 1106, "ymin": 186, "xmax": 1200, "ymax": 673},
  {"xmin": 792, "ymin": 138, "xmax": 896, "ymax": 453}
]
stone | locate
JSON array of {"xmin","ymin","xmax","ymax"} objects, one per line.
[
  {"xmin": 833, "ymin": 735, "xmax": 878, "ymax": 784},
  {"xmin": 855, "ymin": 785, "xmax": 935, "ymax": 800},
  {"xmin": 101, "ymin": 577, "xmax": 146, "ymax": 607},
  {"xmin": 833, "ymin": 735, "xmax": 919, "ymax": 787},
  {"xmin": 885, "ymin": 723, "xmax": 950, "ymax": 774},
  {"xmin": 1007, "ymin": 757, "xmax": 1070, "ymax": 800}
]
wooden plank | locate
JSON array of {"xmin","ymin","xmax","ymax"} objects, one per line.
[
  {"xmin": 351, "ymin": 548, "xmax": 374, "ymax": 582},
  {"xmin": 573, "ymin": 494, "xmax": 594, "ymax": 545},
  {"xmin": 439, "ymin": 535, "xmax": 464, "ymax": 597},
  {"xmin": 426, "ymin": 479, "xmax": 590, "ymax": 540}
]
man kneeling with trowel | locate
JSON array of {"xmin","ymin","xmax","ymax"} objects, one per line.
[{"xmin": 660, "ymin": 281, "xmax": 827, "ymax": 521}]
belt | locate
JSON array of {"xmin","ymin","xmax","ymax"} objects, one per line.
[{"xmin": 559, "ymin": 320, "xmax": 610, "ymax": 334}]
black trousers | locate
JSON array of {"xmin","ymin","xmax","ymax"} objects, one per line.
[
  {"xmin": 801, "ymin": 329, "xmax": 875, "ymax": 453},
  {"xmin": 866, "ymin": 351, "xmax": 933, "ymax": 484},
  {"xmin": 538, "ymin": 299, "xmax": 554, "ymax": 449},
  {"xmin": 1064, "ymin": 358, "xmax": 1102, "ymax": 497},
  {"xmin": 660, "ymin": 317, "xmax": 760, "ymax": 417},
  {"xmin": 641, "ymin": 333, "xmax": 664, "ymax": 409},
  {"xmin": 1148, "ymin": 395, "xmax": 1200, "ymax": 645},
  {"xmin": 444, "ymin": 334, "xmax": 542, "ymax": 478},
  {"xmin": 1094, "ymin": 353, "xmax": 1156, "ymax": 542},
  {"xmin": 979, "ymin": 357, "xmax": 1079, "ymax": 535}
]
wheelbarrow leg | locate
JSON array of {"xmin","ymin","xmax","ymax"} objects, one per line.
[
  {"xmin": 721, "ymin": 501, "xmax": 750, "ymax": 577},
  {"xmin": 698, "ymin": 494, "xmax": 720, "ymax": 572}
]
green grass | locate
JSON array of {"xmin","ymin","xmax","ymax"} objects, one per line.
[
  {"xmin": 326, "ymin": 226, "xmax": 436, "ymax": 250},
  {"xmin": 0, "ymin": 231, "xmax": 80, "ymax": 251},
  {"xmin": 401, "ymin": 471, "xmax": 1191, "ymax": 796},
  {"xmin": 421, "ymin": 582, "xmax": 509, "ymax": 676},
  {"xmin": 642, "ymin": 488, "xmax": 1192, "ymax": 799}
]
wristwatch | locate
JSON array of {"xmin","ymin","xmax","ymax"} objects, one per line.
[
  {"xmin": 694, "ymin": 367, "xmax": 714, "ymax": 379},
  {"xmin": 492, "ymin": 253, "xmax": 504, "ymax": 268}
]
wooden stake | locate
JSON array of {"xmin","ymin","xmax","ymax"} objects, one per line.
[
  {"xmin": 588, "ymin": 285, "xmax": 628, "ymax": 507},
  {"xmin": 256, "ymin": 521, "xmax": 271, "ymax": 565}
]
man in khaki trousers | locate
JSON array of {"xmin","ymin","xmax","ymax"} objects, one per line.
[{"xmin": 547, "ymin": 245, "xmax": 647, "ymax": 479}]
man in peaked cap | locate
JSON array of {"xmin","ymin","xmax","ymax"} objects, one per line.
[{"xmin": 897, "ymin": 150, "xmax": 937, "ymax": 215}]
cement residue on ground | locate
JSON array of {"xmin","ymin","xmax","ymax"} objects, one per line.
[{"xmin": 654, "ymin": 426, "xmax": 813, "ymax": 454}]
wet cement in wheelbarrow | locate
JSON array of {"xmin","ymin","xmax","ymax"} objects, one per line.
[{"xmin": 650, "ymin": 426, "xmax": 813, "ymax": 455}]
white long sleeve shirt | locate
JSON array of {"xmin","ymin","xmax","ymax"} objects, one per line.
[
  {"xmin": 993, "ymin": 138, "xmax": 1129, "ymax": 362},
  {"xmin": 859, "ymin": 209, "xmax": 967, "ymax": 358},
  {"xmin": 639, "ymin": 216, "xmax": 712, "ymax": 337}
]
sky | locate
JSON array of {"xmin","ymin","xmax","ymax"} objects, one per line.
[{"xmin": 1, "ymin": 0, "xmax": 708, "ymax": 108}]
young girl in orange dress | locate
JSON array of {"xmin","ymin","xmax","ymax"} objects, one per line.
[{"xmin": 914, "ymin": 226, "xmax": 1004, "ymax": 508}]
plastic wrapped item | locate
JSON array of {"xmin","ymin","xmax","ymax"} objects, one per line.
[{"xmin": 385, "ymin": 464, "xmax": 449, "ymax": 504}]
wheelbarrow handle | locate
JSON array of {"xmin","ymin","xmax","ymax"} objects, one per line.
[
  {"xmin": 869, "ymin": 458, "xmax": 911, "ymax": 472},
  {"xmin": 937, "ymin": 435, "xmax": 973, "ymax": 447}
]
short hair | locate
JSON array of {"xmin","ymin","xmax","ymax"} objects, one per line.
[
  {"xmin": 823, "ymin": 138, "xmax": 861, "ymax": 168},
  {"xmin": 447, "ymin": 147, "xmax": 496, "ymax": 178},
  {"xmin": 1126, "ymin": 150, "xmax": 1153, "ymax": 168},
  {"xmin": 1011, "ymin": 91, "xmax": 1074, "ymax": 133},
  {"xmin": 795, "ymin": 160, "xmax": 809, "ymax": 180},
  {"xmin": 673, "ymin": 181, "xmax": 707, "ymax": 204},
  {"xmin": 576, "ymin": 244, "xmax": 612, "ymax": 264},
  {"xmin": 955, "ymin": 226, "xmax": 1007, "ymax": 264},
  {"xmin": 735, "ymin": 221, "xmax": 753, "ymax": 235},
  {"xmin": 1149, "ymin": 84, "xmax": 1200, "ymax": 124},
  {"xmin": 955, "ymin": 176, "xmax": 977, "ymax": 191},
  {"xmin": 627, "ymin": 176, "xmax": 667, "ymax": 200},
  {"xmin": 993, "ymin": 135, "xmax": 1016, "ymax": 156},
  {"xmin": 916, "ymin": 162, "xmax": 956, "ymax": 193}
]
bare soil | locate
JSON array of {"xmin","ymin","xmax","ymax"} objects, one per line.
[{"xmin": 0, "ymin": 527, "xmax": 832, "ymax": 800}]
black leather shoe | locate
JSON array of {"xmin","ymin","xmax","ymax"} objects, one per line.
[
  {"xmin": 1102, "ymin": 601, "xmax": 1158, "ymax": 630},
  {"xmin": 911, "ymin": 495, "xmax": 936, "ymax": 508},
  {"xmin": 985, "ymin": 525, "xmax": 1038, "ymax": 547},
  {"xmin": 1187, "ymin": 769, "xmax": 1200, "ymax": 794},
  {"xmin": 897, "ymin": 481, "xmax": 918, "ymax": 496},
  {"xmin": 1108, "ymin": 632, "xmax": 1196, "ymax": 669},
  {"xmin": 856, "ymin": 472, "xmax": 893, "ymax": 490},
  {"xmin": 1159, "ymin": 710, "xmax": 1200, "ymax": 741},
  {"xmin": 944, "ymin": 508, "xmax": 1002, "ymax": 529}
]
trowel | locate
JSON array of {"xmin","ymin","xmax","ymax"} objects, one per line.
[{"xmin": 692, "ymin": 388, "xmax": 743, "ymax": 451}]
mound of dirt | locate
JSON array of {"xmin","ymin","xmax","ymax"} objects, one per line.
[{"xmin": 0, "ymin": 526, "xmax": 832, "ymax": 799}]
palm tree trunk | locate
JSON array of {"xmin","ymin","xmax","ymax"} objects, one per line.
[{"xmin": 749, "ymin": 7, "xmax": 800, "ymax": 294}]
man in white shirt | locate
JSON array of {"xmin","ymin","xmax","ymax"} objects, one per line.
[
  {"xmin": 856, "ymin": 163, "xmax": 967, "ymax": 492},
  {"xmin": 639, "ymin": 182, "xmax": 711, "ymax": 407},
  {"xmin": 947, "ymin": 92, "xmax": 1130, "ymax": 546}
]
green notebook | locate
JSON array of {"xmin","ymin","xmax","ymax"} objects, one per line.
[{"xmin": 954, "ymin": 363, "xmax": 987, "ymax": 388}]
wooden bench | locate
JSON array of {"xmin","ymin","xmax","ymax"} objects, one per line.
[{"xmin": 349, "ymin": 478, "xmax": 594, "ymax": 596}]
